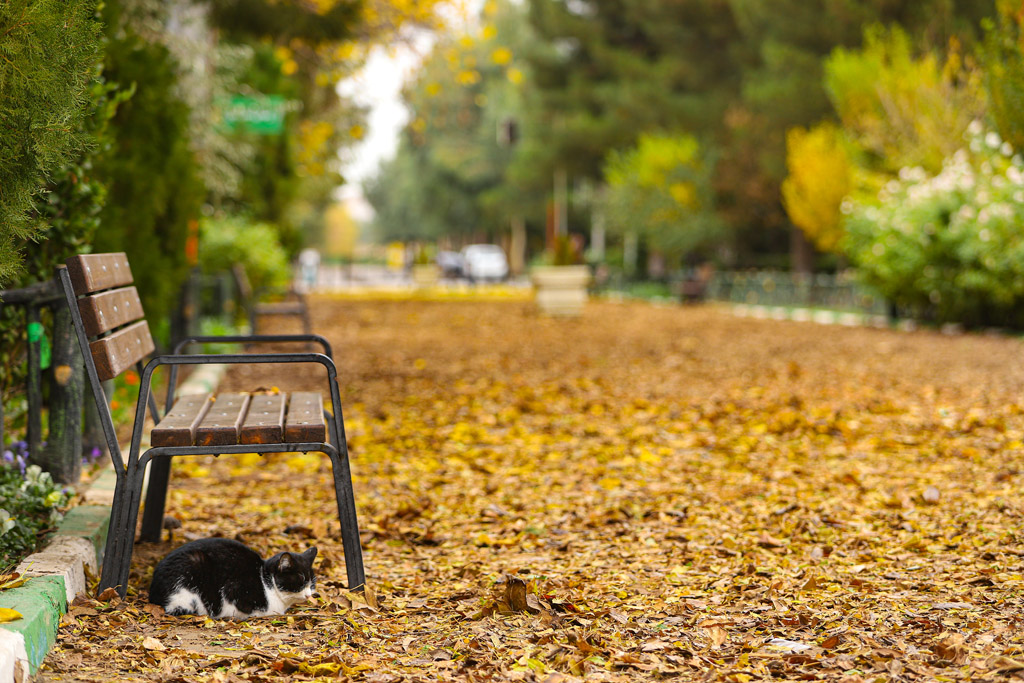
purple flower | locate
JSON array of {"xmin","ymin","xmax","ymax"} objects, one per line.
[{"xmin": 2, "ymin": 450, "xmax": 12, "ymax": 463}]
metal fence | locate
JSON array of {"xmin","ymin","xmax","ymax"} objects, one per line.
[
  {"xmin": 596, "ymin": 268, "xmax": 890, "ymax": 318},
  {"xmin": 706, "ymin": 271, "xmax": 888, "ymax": 316}
]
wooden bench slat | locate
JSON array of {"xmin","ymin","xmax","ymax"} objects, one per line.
[
  {"xmin": 195, "ymin": 393, "xmax": 251, "ymax": 446},
  {"xmin": 240, "ymin": 393, "xmax": 287, "ymax": 444},
  {"xmin": 78, "ymin": 286, "xmax": 145, "ymax": 337},
  {"xmin": 66, "ymin": 253, "xmax": 134, "ymax": 294},
  {"xmin": 285, "ymin": 392, "xmax": 326, "ymax": 442},
  {"xmin": 151, "ymin": 393, "xmax": 214, "ymax": 447},
  {"xmin": 88, "ymin": 320, "xmax": 155, "ymax": 381}
]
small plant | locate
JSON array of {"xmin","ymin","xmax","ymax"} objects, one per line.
[
  {"xmin": 544, "ymin": 234, "xmax": 584, "ymax": 266},
  {"xmin": 413, "ymin": 245, "xmax": 434, "ymax": 266},
  {"xmin": 0, "ymin": 441, "xmax": 72, "ymax": 566}
]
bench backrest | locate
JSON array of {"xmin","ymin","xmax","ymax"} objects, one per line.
[
  {"xmin": 65, "ymin": 253, "xmax": 155, "ymax": 381},
  {"xmin": 59, "ymin": 253, "xmax": 156, "ymax": 470}
]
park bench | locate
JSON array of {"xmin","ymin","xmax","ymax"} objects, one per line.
[
  {"xmin": 58, "ymin": 252, "xmax": 364, "ymax": 597},
  {"xmin": 232, "ymin": 263, "xmax": 311, "ymax": 336}
]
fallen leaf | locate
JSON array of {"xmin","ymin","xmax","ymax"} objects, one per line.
[
  {"xmin": 504, "ymin": 576, "xmax": 530, "ymax": 612},
  {"xmin": 933, "ymin": 633, "xmax": 967, "ymax": 664},
  {"xmin": 142, "ymin": 636, "xmax": 166, "ymax": 651},
  {"xmin": 0, "ymin": 608, "xmax": 22, "ymax": 623}
]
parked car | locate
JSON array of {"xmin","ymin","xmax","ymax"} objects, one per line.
[
  {"xmin": 461, "ymin": 244, "xmax": 509, "ymax": 282},
  {"xmin": 436, "ymin": 250, "xmax": 465, "ymax": 278}
]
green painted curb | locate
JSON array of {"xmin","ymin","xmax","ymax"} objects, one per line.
[
  {"xmin": 0, "ymin": 576, "xmax": 66, "ymax": 674},
  {"xmin": 57, "ymin": 506, "xmax": 111, "ymax": 567}
]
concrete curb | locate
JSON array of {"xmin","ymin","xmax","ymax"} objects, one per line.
[{"xmin": 0, "ymin": 363, "xmax": 227, "ymax": 681}]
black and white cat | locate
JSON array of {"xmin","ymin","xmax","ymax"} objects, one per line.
[{"xmin": 148, "ymin": 538, "xmax": 318, "ymax": 619}]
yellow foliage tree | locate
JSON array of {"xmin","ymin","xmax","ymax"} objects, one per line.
[
  {"xmin": 324, "ymin": 203, "xmax": 359, "ymax": 259},
  {"xmin": 781, "ymin": 123, "xmax": 853, "ymax": 254}
]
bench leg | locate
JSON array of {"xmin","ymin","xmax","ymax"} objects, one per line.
[
  {"xmin": 139, "ymin": 457, "xmax": 171, "ymax": 542},
  {"xmin": 327, "ymin": 447, "xmax": 365, "ymax": 590},
  {"xmin": 98, "ymin": 474, "xmax": 129, "ymax": 593},
  {"xmin": 98, "ymin": 470, "xmax": 140, "ymax": 597},
  {"xmin": 324, "ymin": 405, "xmax": 364, "ymax": 590}
]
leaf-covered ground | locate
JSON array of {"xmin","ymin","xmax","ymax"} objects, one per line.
[{"xmin": 39, "ymin": 298, "xmax": 1024, "ymax": 682}]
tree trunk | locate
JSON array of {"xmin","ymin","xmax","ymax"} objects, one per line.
[
  {"xmin": 38, "ymin": 304, "xmax": 83, "ymax": 484},
  {"xmin": 790, "ymin": 226, "xmax": 814, "ymax": 275}
]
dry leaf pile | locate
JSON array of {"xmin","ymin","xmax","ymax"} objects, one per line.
[{"xmin": 39, "ymin": 299, "xmax": 1024, "ymax": 682}]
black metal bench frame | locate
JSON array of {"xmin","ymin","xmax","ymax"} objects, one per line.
[{"xmin": 58, "ymin": 254, "xmax": 364, "ymax": 597}]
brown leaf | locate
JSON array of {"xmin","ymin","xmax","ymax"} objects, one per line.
[
  {"xmin": 820, "ymin": 635, "xmax": 841, "ymax": 650},
  {"xmin": 503, "ymin": 576, "xmax": 530, "ymax": 613},
  {"xmin": 143, "ymin": 604, "xmax": 165, "ymax": 617},
  {"xmin": 363, "ymin": 583, "xmax": 379, "ymax": 610},
  {"xmin": 96, "ymin": 587, "xmax": 120, "ymax": 603},
  {"xmin": 990, "ymin": 656, "xmax": 1024, "ymax": 673},
  {"xmin": 933, "ymin": 633, "xmax": 967, "ymax": 664},
  {"xmin": 142, "ymin": 636, "xmax": 167, "ymax": 651},
  {"xmin": 705, "ymin": 626, "xmax": 728, "ymax": 649}
]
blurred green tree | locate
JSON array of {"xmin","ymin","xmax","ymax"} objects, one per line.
[
  {"xmin": 602, "ymin": 133, "xmax": 723, "ymax": 263},
  {"xmin": 91, "ymin": 0, "xmax": 205, "ymax": 341},
  {"xmin": 825, "ymin": 25, "xmax": 987, "ymax": 176}
]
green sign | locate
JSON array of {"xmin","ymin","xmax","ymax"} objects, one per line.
[{"xmin": 217, "ymin": 94, "xmax": 288, "ymax": 134}]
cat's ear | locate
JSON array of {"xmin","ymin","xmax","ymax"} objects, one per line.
[
  {"xmin": 277, "ymin": 553, "xmax": 293, "ymax": 571},
  {"xmin": 302, "ymin": 547, "xmax": 318, "ymax": 564}
]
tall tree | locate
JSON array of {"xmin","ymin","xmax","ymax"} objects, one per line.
[{"xmin": 0, "ymin": 0, "xmax": 101, "ymax": 285}]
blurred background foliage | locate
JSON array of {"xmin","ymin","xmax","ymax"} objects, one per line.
[{"xmin": 5, "ymin": 0, "xmax": 1024, "ymax": 334}]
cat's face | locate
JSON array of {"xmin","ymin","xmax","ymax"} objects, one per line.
[{"xmin": 267, "ymin": 547, "xmax": 318, "ymax": 605}]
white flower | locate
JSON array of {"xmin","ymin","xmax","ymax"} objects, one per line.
[
  {"xmin": 968, "ymin": 120, "xmax": 984, "ymax": 136},
  {"xmin": 840, "ymin": 199, "xmax": 853, "ymax": 215},
  {"xmin": 1007, "ymin": 166, "xmax": 1023, "ymax": 186},
  {"xmin": 1002, "ymin": 142, "xmax": 1014, "ymax": 157},
  {"xmin": 986, "ymin": 131, "xmax": 1002, "ymax": 149},
  {"xmin": 980, "ymin": 228, "xmax": 991, "ymax": 242}
]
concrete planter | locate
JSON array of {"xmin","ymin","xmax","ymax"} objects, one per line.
[
  {"xmin": 412, "ymin": 264, "xmax": 441, "ymax": 287},
  {"xmin": 531, "ymin": 265, "xmax": 590, "ymax": 316}
]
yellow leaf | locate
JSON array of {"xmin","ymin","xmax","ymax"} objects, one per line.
[{"xmin": 0, "ymin": 608, "xmax": 23, "ymax": 623}]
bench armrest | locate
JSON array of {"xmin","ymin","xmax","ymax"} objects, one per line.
[
  {"xmin": 172, "ymin": 334, "xmax": 331, "ymax": 357},
  {"xmin": 167, "ymin": 336, "xmax": 333, "ymax": 410}
]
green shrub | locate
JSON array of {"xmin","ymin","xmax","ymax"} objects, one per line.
[
  {"xmin": 845, "ymin": 123, "xmax": 1024, "ymax": 327},
  {"xmin": 199, "ymin": 215, "xmax": 291, "ymax": 293}
]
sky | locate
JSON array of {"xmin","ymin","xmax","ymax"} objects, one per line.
[{"xmin": 335, "ymin": 39, "xmax": 431, "ymax": 222}]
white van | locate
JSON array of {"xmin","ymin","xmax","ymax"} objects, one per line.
[{"xmin": 461, "ymin": 244, "xmax": 509, "ymax": 282}]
